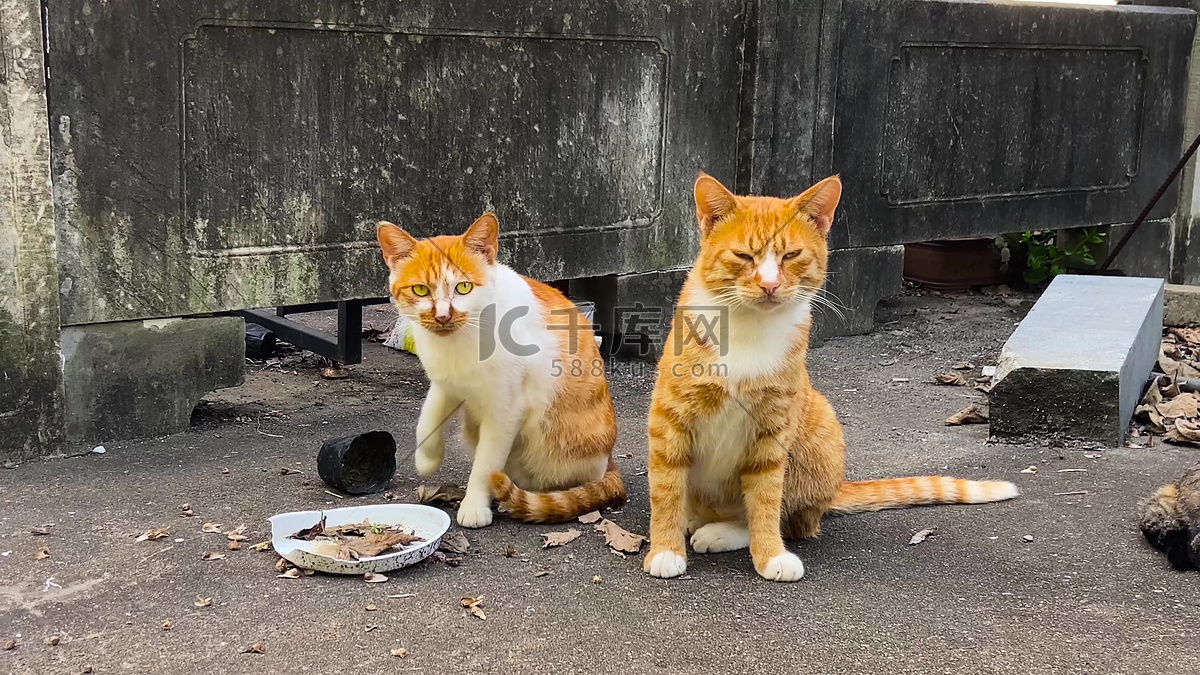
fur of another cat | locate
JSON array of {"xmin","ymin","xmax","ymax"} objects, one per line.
[
  {"xmin": 643, "ymin": 174, "xmax": 1018, "ymax": 582},
  {"xmin": 1139, "ymin": 461, "xmax": 1200, "ymax": 570},
  {"xmin": 377, "ymin": 213, "xmax": 625, "ymax": 528}
]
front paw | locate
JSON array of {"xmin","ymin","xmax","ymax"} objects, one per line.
[
  {"xmin": 756, "ymin": 551, "xmax": 805, "ymax": 582},
  {"xmin": 644, "ymin": 549, "xmax": 687, "ymax": 578},
  {"xmin": 456, "ymin": 499, "xmax": 493, "ymax": 529},
  {"xmin": 414, "ymin": 442, "xmax": 444, "ymax": 477}
]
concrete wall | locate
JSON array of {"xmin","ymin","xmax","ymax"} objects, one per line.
[{"xmin": 0, "ymin": 0, "xmax": 66, "ymax": 461}]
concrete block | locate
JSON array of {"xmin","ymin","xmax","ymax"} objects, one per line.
[
  {"xmin": 61, "ymin": 317, "xmax": 245, "ymax": 446},
  {"xmin": 990, "ymin": 275, "xmax": 1164, "ymax": 445},
  {"xmin": 1165, "ymin": 284, "xmax": 1200, "ymax": 326}
]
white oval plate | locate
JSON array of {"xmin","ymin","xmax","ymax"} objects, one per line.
[{"xmin": 269, "ymin": 504, "xmax": 451, "ymax": 575}]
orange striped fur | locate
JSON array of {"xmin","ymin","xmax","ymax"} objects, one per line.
[
  {"xmin": 644, "ymin": 174, "xmax": 1018, "ymax": 582},
  {"xmin": 377, "ymin": 213, "xmax": 625, "ymax": 528}
]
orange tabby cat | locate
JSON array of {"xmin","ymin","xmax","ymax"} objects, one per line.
[
  {"xmin": 643, "ymin": 174, "xmax": 1018, "ymax": 581},
  {"xmin": 377, "ymin": 213, "xmax": 625, "ymax": 527}
]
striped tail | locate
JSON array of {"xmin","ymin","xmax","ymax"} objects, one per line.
[
  {"xmin": 828, "ymin": 476, "xmax": 1019, "ymax": 515},
  {"xmin": 490, "ymin": 458, "xmax": 627, "ymax": 524}
]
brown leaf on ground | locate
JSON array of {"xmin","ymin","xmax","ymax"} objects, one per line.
[
  {"xmin": 226, "ymin": 524, "xmax": 249, "ymax": 542},
  {"xmin": 1160, "ymin": 346, "xmax": 1200, "ymax": 379},
  {"xmin": 201, "ymin": 552, "xmax": 226, "ymax": 561},
  {"xmin": 416, "ymin": 484, "xmax": 466, "ymax": 507},
  {"xmin": 908, "ymin": 528, "xmax": 936, "ymax": 545},
  {"xmin": 227, "ymin": 541, "xmax": 240, "ymax": 551},
  {"xmin": 934, "ymin": 372, "xmax": 968, "ymax": 386},
  {"xmin": 1021, "ymin": 466, "xmax": 1037, "ymax": 474},
  {"xmin": 194, "ymin": 596, "xmax": 212, "ymax": 608},
  {"xmin": 365, "ymin": 604, "xmax": 377, "ymax": 611},
  {"xmin": 161, "ymin": 620, "xmax": 173, "ymax": 631},
  {"xmin": 201, "ymin": 522, "xmax": 223, "ymax": 534},
  {"xmin": 461, "ymin": 595, "xmax": 486, "ymax": 620},
  {"xmin": 593, "ymin": 519, "xmax": 646, "ymax": 553},
  {"xmin": 44, "ymin": 636, "xmax": 60, "ymax": 646},
  {"xmin": 221, "ymin": 467, "xmax": 231, "ymax": 475},
  {"xmin": 503, "ymin": 544, "xmax": 517, "ymax": 558},
  {"xmin": 945, "ymin": 403, "xmax": 988, "ymax": 426},
  {"xmin": 363, "ymin": 572, "xmax": 389, "ymax": 584},
  {"xmin": 541, "ymin": 529, "xmax": 582, "ymax": 549},
  {"xmin": 179, "ymin": 504, "xmax": 194, "ymax": 517},
  {"xmin": 2, "ymin": 639, "xmax": 15, "ymax": 650},
  {"xmin": 35, "ymin": 545, "xmax": 50, "ymax": 560},
  {"xmin": 83, "ymin": 666, "xmax": 93, "ymax": 674},
  {"xmin": 29, "ymin": 526, "xmax": 51, "ymax": 536},
  {"xmin": 390, "ymin": 648, "xmax": 408, "ymax": 658},
  {"xmin": 249, "ymin": 540, "xmax": 272, "ymax": 552},
  {"xmin": 279, "ymin": 467, "xmax": 300, "ymax": 475},
  {"xmin": 592, "ymin": 575, "xmax": 603, "ymax": 584},
  {"xmin": 136, "ymin": 528, "xmax": 170, "ymax": 542},
  {"xmin": 291, "ymin": 517, "xmax": 325, "ymax": 541},
  {"xmin": 277, "ymin": 567, "xmax": 301, "ymax": 579},
  {"xmin": 439, "ymin": 531, "xmax": 470, "ymax": 555},
  {"xmin": 577, "ymin": 511, "xmax": 602, "ymax": 524},
  {"xmin": 274, "ymin": 557, "xmax": 292, "ymax": 573},
  {"xmin": 241, "ymin": 642, "xmax": 265, "ymax": 654},
  {"xmin": 1165, "ymin": 418, "xmax": 1200, "ymax": 446},
  {"xmin": 952, "ymin": 361, "xmax": 975, "ymax": 370}
]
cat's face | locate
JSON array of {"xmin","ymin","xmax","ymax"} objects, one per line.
[
  {"xmin": 692, "ymin": 174, "xmax": 841, "ymax": 312},
  {"xmin": 376, "ymin": 213, "xmax": 499, "ymax": 336}
]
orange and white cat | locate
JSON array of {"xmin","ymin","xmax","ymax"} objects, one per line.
[
  {"xmin": 377, "ymin": 213, "xmax": 625, "ymax": 528},
  {"xmin": 644, "ymin": 174, "xmax": 1018, "ymax": 581}
]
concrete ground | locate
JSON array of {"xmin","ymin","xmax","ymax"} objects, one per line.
[{"xmin": 2, "ymin": 291, "xmax": 1198, "ymax": 675}]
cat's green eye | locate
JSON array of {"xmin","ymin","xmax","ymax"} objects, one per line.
[
  {"xmin": 733, "ymin": 252, "xmax": 755, "ymax": 262},
  {"xmin": 455, "ymin": 281, "xmax": 474, "ymax": 295},
  {"xmin": 411, "ymin": 284, "xmax": 430, "ymax": 297},
  {"xmin": 782, "ymin": 250, "xmax": 801, "ymax": 261}
]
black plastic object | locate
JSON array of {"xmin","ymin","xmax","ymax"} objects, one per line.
[
  {"xmin": 316, "ymin": 431, "xmax": 397, "ymax": 495},
  {"xmin": 244, "ymin": 323, "xmax": 276, "ymax": 359}
]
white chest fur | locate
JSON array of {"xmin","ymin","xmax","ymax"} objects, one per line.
[{"xmin": 686, "ymin": 285, "xmax": 812, "ymax": 382}]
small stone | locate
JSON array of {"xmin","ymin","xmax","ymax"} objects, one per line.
[
  {"xmin": 1022, "ymin": 535, "xmax": 1035, "ymax": 543},
  {"xmin": 91, "ymin": 445, "xmax": 106, "ymax": 454}
]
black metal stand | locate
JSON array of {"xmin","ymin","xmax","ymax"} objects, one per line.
[{"xmin": 233, "ymin": 298, "xmax": 390, "ymax": 365}]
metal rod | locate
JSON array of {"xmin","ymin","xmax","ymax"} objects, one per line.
[{"xmin": 1101, "ymin": 131, "xmax": 1200, "ymax": 271}]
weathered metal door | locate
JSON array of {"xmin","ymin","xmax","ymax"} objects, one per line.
[{"xmin": 47, "ymin": 0, "xmax": 749, "ymax": 325}]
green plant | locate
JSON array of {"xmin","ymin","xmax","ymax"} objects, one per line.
[{"xmin": 996, "ymin": 228, "xmax": 1107, "ymax": 285}]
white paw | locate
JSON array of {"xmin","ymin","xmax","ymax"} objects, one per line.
[
  {"xmin": 690, "ymin": 522, "xmax": 751, "ymax": 554},
  {"xmin": 414, "ymin": 443, "xmax": 444, "ymax": 477},
  {"xmin": 646, "ymin": 551, "xmax": 688, "ymax": 579},
  {"xmin": 455, "ymin": 500, "xmax": 493, "ymax": 529},
  {"xmin": 759, "ymin": 552, "xmax": 805, "ymax": 582}
]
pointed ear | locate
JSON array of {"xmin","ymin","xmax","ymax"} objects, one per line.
[
  {"xmin": 463, "ymin": 212, "xmax": 499, "ymax": 264},
  {"xmin": 790, "ymin": 175, "xmax": 842, "ymax": 236},
  {"xmin": 377, "ymin": 221, "xmax": 418, "ymax": 267},
  {"xmin": 694, "ymin": 173, "xmax": 739, "ymax": 237}
]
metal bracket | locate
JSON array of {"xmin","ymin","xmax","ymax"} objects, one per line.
[{"xmin": 233, "ymin": 298, "xmax": 390, "ymax": 365}]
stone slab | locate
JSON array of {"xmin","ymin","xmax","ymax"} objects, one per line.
[
  {"xmin": 60, "ymin": 317, "xmax": 246, "ymax": 446},
  {"xmin": 1165, "ymin": 283, "xmax": 1200, "ymax": 326},
  {"xmin": 990, "ymin": 275, "xmax": 1164, "ymax": 445}
]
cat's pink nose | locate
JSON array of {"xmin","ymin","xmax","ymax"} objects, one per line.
[
  {"xmin": 759, "ymin": 279, "xmax": 780, "ymax": 295},
  {"xmin": 435, "ymin": 313, "xmax": 452, "ymax": 325}
]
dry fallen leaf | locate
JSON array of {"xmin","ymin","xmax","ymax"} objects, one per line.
[
  {"xmin": 226, "ymin": 524, "xmax": 249, "ymax": 542},
  {"xmin": 461, "ymin": 595, "xmax": 486, "ymax": 620},
  {"xmin": 593, "ymin": 519, "xmax": 646, "ymax": 554},
  {"xmin": 136, "ymin": 528, "xmax": 169, "ymax": 542},
  {"xmin": 221, "ymin": 467, "xmax": 231, "ymax": 475},
  {"xmin": 274, "ymin": 557, "xmax": 292, "ymax": 573},
  {"xmin": 180, "ymin": 504, "xmax": 194, "ymax": 517},
  {"xmin": 534, "ymin": 570, "xmax": 551, "ymax": 578},
  {"xmin": 952, "ymin": 361, "xmax": 975, "ymax": 370},
  {"xmin": 280, "ymin": 467, "xmax": 300, "ymax": 475},
  {"xmin": 541, "ymin": 529, "xmax": 582, "ymax": 549},
  {"xmin": 592, "ymin": 575, "xmax": 602, "ymax": 584},
  {"xmin": 249, "ymin": 540, "xmax": 272, "ymax": 553},
  {"xmin": 390, "ymin": 648, "xmax": 408, "ymax": 658},
  {"xmin": 934, "ymin": 372, "xmax": 968, "ymax": 386},
  {"xmin": 2, "ymin": 639, "xmax": 15, "ymax": 651},
  {"xmin": 908, "ymin": 528, "xmax": 936, "ymax": 545},
  {"xmin": 44, "ymin": 635, "xmax": 60, "ymax": 646},
  {"xmin": 241, "ymin": 642, "xmax": 265, "ymax": 654},
  {"xmin": 945, "ymin": 403, "xmax": 988, "ymax": 426},
  {"xmin": 439, "ymin": 531, "xmax": 470, "ymax": 555},
  {"xmin": 365, "ymin": 604, "xmax": 377, "ymax": 611},
  {"xmin": 34, "ymin": 545, "xmax": 50, "ymax": 560},
  {"xmin": 277, "ymin": 567, "xmax": 301, "ymax": 579},
  {"xmin": 416, "ymin": 484, "xmax": 466, "ymax": 507},
  {"xmin": 201, "ymin": 552, "xmax": 226, "ymax": 561},
  {"xmin": 1165, "ymin": 418, "xmax": 1200, "ymax": 445},
  {"xmin": 503, "ymin": 544, "xmax": 517, "ymax": 558},
  {"xmin": 364, "ymin": 572, "xmax": 389, "ymax": 584},
  {"xmin": 29, "ymin": 526, "xmax": 51, "ymax": 536},
  {"xmin": 161, "ymin": 620, "xmax": 173, "ymax": 631},
  {"xmin": 227, "ymin": 540, "xmax": 241, "ymax": 551},
  {"xmin": 1021, "ymin": 465, "xmax": 1037, "ymax": 474},
  {"xmin": 82, "ymin": 666, "xmax": 93, "ymax": 674},
  {"xmin": 291, "ymin": 516, "xmax": 326, "ymax": 541},
  {"xmin": 201, "ymin": 522, "xmax": 223, "ymax": 534},
  {"xmin": 577, "ymin": 511, "xmax": 602, "ymax": 524},
  {"xmin": 194, "ymin": 596, "xmax": 212, "ymax": 608}
]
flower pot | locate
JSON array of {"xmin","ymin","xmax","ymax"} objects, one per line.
[{"xmin": 903, "ymin": 238, "xmax": 1010, "ymax": 292}]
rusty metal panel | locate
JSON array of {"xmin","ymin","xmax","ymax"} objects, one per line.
[{"xmin": 47, "ymin": 1, "xmax": 748, "ymax": 324}]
